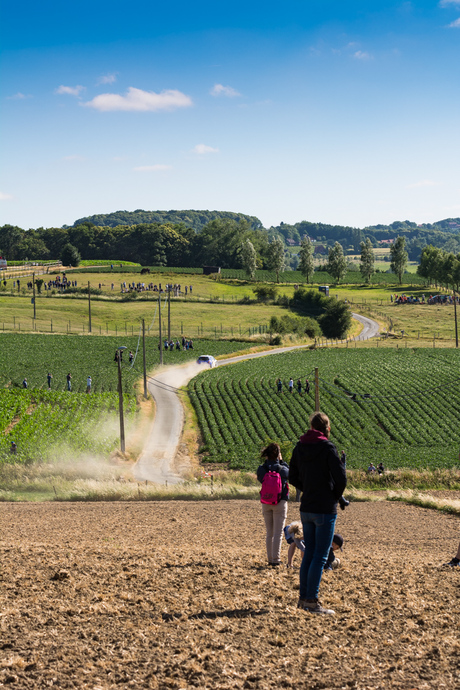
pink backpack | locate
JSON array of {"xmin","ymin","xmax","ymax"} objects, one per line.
[{"xmin": 260, "ymin": 469, "xmax": 283, "ymax": 505}]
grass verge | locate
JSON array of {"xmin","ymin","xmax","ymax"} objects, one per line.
[
  {"xmin": 346, "ymin": 468, "xmax": 460, "ymax": 491},
  {"xmin": 2, "ymin": 463, "xmax": 460, "ymax": 506}
]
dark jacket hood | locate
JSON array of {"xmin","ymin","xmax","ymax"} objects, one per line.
[{"xmin": 299, "ymin": 429, "xmax": 329, "ymax": 444}]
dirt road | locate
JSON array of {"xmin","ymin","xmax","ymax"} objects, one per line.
[{"xmin": 133, "ymin": 313, "xmax": 380, "ymax": 484}]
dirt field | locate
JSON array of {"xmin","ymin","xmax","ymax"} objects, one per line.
[{"xmin": 1, "ymin": 500, "xmax": 459, "ymax": 689}]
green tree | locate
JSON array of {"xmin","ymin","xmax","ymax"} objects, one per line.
[
  {"xmin": 253, "ymin": 285, "xmax": 278, "ymax": 302},
  {"xmin": 390, "ymin": 236, "xmax": 408, "ymax": 284},
  {"xmin": 351, "ymin": 228, "xmax": 365, "ymax": 252},
  {"xmin": 239, "ymin": 239, "xmax": 257, "ymax": 279},
  {"xmin": 0, "ymin": 225, "xmax": 24, "ymax": 260},
  {"xmin": 298, "ymin": 237, "xmax": 315, "ymax": 283},
  {"xmin": 196, "ymin": 219, "xmax": 257, "ymax": 268},
  {"xmin": 441, "ymin": 252, "xmax": 460, "ymax": 348},
  {"xmin": 359, "ymin": 238, "xmax": 375, "ymax": 284},
  {"xmin": 61, "ymin": 243, "xmax": 81, "ymax": 267},
  {"xmin": 318, "ymin": 300, "xmax": 352, "ymax": 339},
  {"xmin": 266, "ymin": 237, "xmax": 285, "ymax": 283},
  {"xmin": 417, "ymin": 245, "xmax": 443, "ymax": 286},
  {"xmin": 326, "ymin": 242, "xmax": 347, "ymax": 283}
]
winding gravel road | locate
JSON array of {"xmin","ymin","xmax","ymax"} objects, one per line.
[{"xmin": 133, "ymin": 312, "xmax": 380, "ymax": 483}]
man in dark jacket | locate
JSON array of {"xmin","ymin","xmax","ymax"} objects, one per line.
[{"xmin": 289, "ymin": 411, "xmax": 346, "ymax": 615}]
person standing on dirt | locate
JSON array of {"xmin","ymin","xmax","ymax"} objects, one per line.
[
  {"xmin": 257, "ymin": 443, "xmax": 289, "ymax": 567},
  {"xmin": 289, "ymin": 411, "xmax": 347, "ymax": 615},
  {"xmin": 443, "ymin": 541, "xmax": 460, "ymax": 567}
]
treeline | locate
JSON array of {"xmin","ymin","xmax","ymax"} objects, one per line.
[
  {"xmin": 71, "ymin": 209, "xmax": 263, "ymax": 232},
  {"xmin": 2, "ymin": 209, "xmax": 460, "ymax": 268},
  {"xmin": 0, "ymin": 219, "xmax": 270, "ymax": 269},
  {"xmin": 417, "ymin": 246, "xmax": 460, "ymax": 292},
  {"xmin": 270, "ymin": 218, "xmax": 460, "ymax": 259},
  {"xmin": 72, "ymin": 209, "xmax": 460, "ymax": 258}
]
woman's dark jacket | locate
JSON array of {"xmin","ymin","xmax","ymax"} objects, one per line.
[
  {"xmin": 256, "ymin": 460, "xmax": 289, "ymax": 501},
  {"xmin": 289, "ymin": 429, "xmax": 346, "ymax": 514}
]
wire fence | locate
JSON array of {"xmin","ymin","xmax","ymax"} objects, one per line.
[{"xmin": 0, "ymin": 317, "xmax": 270, "ymax": 339}]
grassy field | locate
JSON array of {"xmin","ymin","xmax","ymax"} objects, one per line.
[
  {"xmin": 0, "ymin": 267, "xmax": 448, "ymax": 343},
  {"xmin": 0, "ymin": 293, "xmax": 282, "ymax": 339}
]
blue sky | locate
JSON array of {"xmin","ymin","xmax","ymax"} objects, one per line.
[{"xmin": 2, "ymin": 0, "xmax": 460, "ymax": 230}]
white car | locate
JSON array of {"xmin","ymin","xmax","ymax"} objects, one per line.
[{"xmin": 196, "ymin": 355, "xmax": 218, "ymax": 368}]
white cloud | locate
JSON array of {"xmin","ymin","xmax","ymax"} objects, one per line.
[
  {"xmin": 406, "ymin": 180, "xmax": 439, "ymax": 189},
  {"xmin": 6, "ymin": 92, "xmax": 32, "ymax": 100},
  {"xmin": 97, "ymin": 73, "xmax": 118, "ymax": 85},
  {"xmin": 210, "ymin": 83, "xmax": 241, "ymax": 98},
  {"xmin": 0, "ymin": 192, "xmax": 13, "ymax": 201},
  {"xmin": 439, "ymin": 0, "xmax": 460, "ymax": 7},
  {"xmin": 55, "ymin": 85, "xmax": 85, "ymax": 96},
  {"xmin": 447, "ymin": 17, "xmax": 460, "ymax": 26},
  {"xmin": 133, "ymin": 165, "xmax": 173, "ymax": 172},
  {"xmin": 191, "ymin": 144, "xmax": 219, "ymax": 155},
  {"xmin": 82, "ymin": 87, "xmax": 193, "ymax": 112},
  {"xmin": 353, "ymin": 50, "xmax": 372, "ymax": 60}
]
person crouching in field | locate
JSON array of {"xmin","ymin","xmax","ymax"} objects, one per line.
[
  {"xmin": 284, "ymin": 521, "xmax": 305, "ymax": 568},
  {"xmin": 289, "ymin": 411, "xmax": 347, "ymax": 615},
  {"xmin": 284, "ymin": 522, "xmax": 344, "ymax": 572},
  {"xmin": 325, "ymin": 533, "xmax": 344, "ymax": 571},
  {"xmin": 257, "ymin": 443, "xmax": 289, "ymax": 567}
]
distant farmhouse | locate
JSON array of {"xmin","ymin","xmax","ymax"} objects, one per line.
[{"xmin": 314, "ymin": 244, "xmax": 327, "ymax": 254}]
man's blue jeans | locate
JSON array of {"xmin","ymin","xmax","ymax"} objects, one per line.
[{"xmin": 299, "ymin": 512, "xmax": 337, "ymax": 600}]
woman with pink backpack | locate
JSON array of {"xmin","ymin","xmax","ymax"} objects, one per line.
[{"xmin": 257, "ymin": 443, "xmax": 289, "ymax": 567}]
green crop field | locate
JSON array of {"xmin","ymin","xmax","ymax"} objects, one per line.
[
  {"xmin": 188, "ymin": 348, "xmax": 460, "ymax": 471},
  {"xmin": 0, "ymin": 333, "xmax": 252, "ymax": 393},
  {"xmin": 0, "ymin": 388, "xmax": 137, "ymax": 462},
  {"xmin": 0, "ymin": 333, "xmax": 253, "ymax": 465}
]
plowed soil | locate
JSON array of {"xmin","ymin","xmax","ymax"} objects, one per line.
[{"xmin": 1, "ymin": 500, "xmax": 459, "ymax": 689}]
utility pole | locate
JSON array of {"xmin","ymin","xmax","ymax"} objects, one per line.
[
  {"xmin": 167, "ymin": 286, "xmax": 171, "ymax": 341},
  {"xmin": 88, "ymin": 281, "xmax": 92, "ymax": 333},
  {"xmin": 142, "ymin": 318, "xmax": 147, "ymax": 397},
  {"xmin": 315, "ymin": 367, "xmax": 320, "ymax": 412},
  {"xmin": 159, "ymin": 293, "xmax": 163, "ymax": 365},
  {"xmin": 32, "ymin": 272, "xmax": 36, "ymax": 320},
  {"xmin": 116, "ymin": 346, "xmax": 127, "ymax": 453},
  {"xmin": 454, "ymin": 290, "xmax": 458, "ymax": 348}
]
